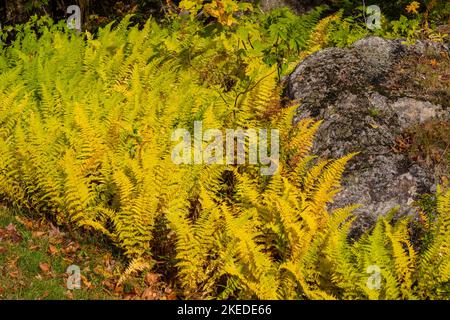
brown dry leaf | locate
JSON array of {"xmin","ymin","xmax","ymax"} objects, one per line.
[
  {"xmin": 7, "ymin": 256, "xmax": 19, "ymax": 269},
  {"xmin": 0, "ymin": 287, "xmax": 4, "ymax": 295},
  {"xmin": 144, "ymin": 273, "xmax": 160, "ymax": 286},
  {"xmin": 48, "ymin": 245, "xmax": 58, "ymax": 256},
  {"xmin": 130, "ymin": 4, "xmax": 138, "ymax": 14},
  {"xmin": 81, "ymin": 275, "xmax": 93, "ymax": 289},
  {"xmin": 5, "ymin": 224, "xmax": 22, "ymax": 243},
  {"xmin": 102, "ymin": 253, "xmax": 112, "ymax": 263},
  {"xmin": 32, "ymin": 231, "xmax": 46, "ymax": 238},
  {"xmin": 83, "ymin": 266, "xmax": 91, "ymax": 273},
  {"xmin": 164, "ymin": 287, "xmax": 176, "ymax": 300},
  {"xmin": 114, "ymin": 285, "xmax": 124, "ymax": 295},
  {"xmin": 15, "ymin": 216, "xmax": 34, "ymax": 230},
  {"xmin": 93, "ymin": 265, "xmax": 103, "ymax": 275},
  {"xmin": 63, "ymin": 242, "xmax": 80, "ymax": 254},
  {"xmin": 62, "ymin": 257, "xmax": 75, "ymax": 264},
  {"xmin": 29, "ymin": 244, "xmax": 40, "ymax": 251},
  {"xmin": 141, "ymin": 287, "xmax": 158, "ymax": 300},
  {"xmin": 49, "ymin": 237, "xmax": 63, "ymax": 245},
  {"xmin": 94, "ymin": 265, "xmax": 112, "ymax": 278},
  {"xmin": 40, "ymin": 291, "xmax": 49, "ymax": 299},
  {"xmin": 39, "ymin": 262, "xmax": 50, "ymax": 273},
  {"xmin": 103, "ymin": 254, "xmax": 116, "ymax": 272},
  {"xmin": 167, "ymin": 293, "xmax": 177, "ymax": 300},
  {"xmin": 9, "ymin": 270, "xmax": 19, "ymax": 278},
  {"xmin": 101, "ymin": 279, "xmax": 115, "ymax": 291},
  {"xmin": 0, "ymin": 246, "xmax": 7, "ymax": 254},
  {"xmin": 48, "ymin": 223, "xmax": 65, "ymax": 239},
  {"xmin": 66, "ymin": 290, "xmax": 74, "ymax": 299}
]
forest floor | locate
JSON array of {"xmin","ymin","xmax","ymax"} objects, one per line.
[{"xmin": 0, "ymin": 205, "xmax": 176, "ymax": 300}]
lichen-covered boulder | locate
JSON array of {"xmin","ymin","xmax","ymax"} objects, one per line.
[
  {"xmin": 285, "ymin": 37, "xmax": 449, "ymax": 233},
  {"xmin": 259, "ymin": 0, "xmax": 323, "ymax": 14}
]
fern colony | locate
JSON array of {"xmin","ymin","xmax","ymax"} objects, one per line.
[{"xmin": 0, "ymin": 4, "xmax": 448, "ymax": 299}]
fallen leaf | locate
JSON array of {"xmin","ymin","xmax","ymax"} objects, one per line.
[
  {"xmin": 40, "ymin": 291, "xmax": 49, "ymax": 299},
  {"xmin": 5, "ymin": 224, "xmax": 22, "ymax": 243},
  {"xmin": 103, "ymin": 254, "xmax": 116, "ymax": 272},
  {"xmin": 94, "ymin": 265, "xmax": 112, "ymax": 278},
  {"xmin": 39, "ymin": 262, "xmax": 50, "ymax": 273},
  {"xmin": 141, "ymin": 287, "xmax": 158, "ymax": 300},
  {"xmin": 29, "ymin": 244, "xmax": 40, "ymax": 251},
  {"xmin": 114, "ymin": 285, "xmax": 124, "ymax": 295},
  {"xmin": 48, "ymin": 223, "xmax": 65, "ymax": 239},
  {"xmin": 48, "ymin": 237, "xmax": 62, "ymax": 245},
  {"xmin": 62, "ymin": 257, "xmax": 74, "ymax": 264},
  {"xmin": 62, "ymin": 242, "xmax": 80, "ymax": 254},
  {"xmin": 32, "ymin": 231, "xmax": 46, "ymax": 238},
  {"xmin": 167, "ymin": 293, "xmax": 177, "ymax": 300},
  {"xmin": 101, "ymin": 279, "xmax": 115, "ymax": 291},
  {"xmin": 164, "ymin": 287, "xmax": 173, "ymax": 294},
  {"xmin": 81, "ymin": 275, "xmax": 93, "ymax": 289},
  {"xmin": 9, "ymin": 270, "xmax": 19, "ymax": 278},
  {"xmin": 66, "ymin": 290, "xmax": 74, "ymax": 299},
  {"xmin": 48, "ymin": 245, "xmax": 58, "ymax": 256},
  {"xmin": 144, "ymin": 273, "xmax": 160, "ymax": 286},
  {"xmin": 15, "ymin": 216, "xmax": 33, "ymax": 230},
  {"xmin": 0, "ymin": 246, "xmax": 7, "ymax": 254},
  {"xmin": 7, "ymin": 256, "xmax": 19, "ymax": 269}
]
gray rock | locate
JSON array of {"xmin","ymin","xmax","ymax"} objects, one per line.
[
  {"xmin": 259, "ymin": 0, "xmax": 323, "ymax": 14},
  {"xmin": 285, "ymin": 37, "xmax": 449, "ymax": 233}
]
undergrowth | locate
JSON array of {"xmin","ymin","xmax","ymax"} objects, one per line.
[{"xmin": 0, "ymin": 1, "xmax": 448, "ymax": 299}]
